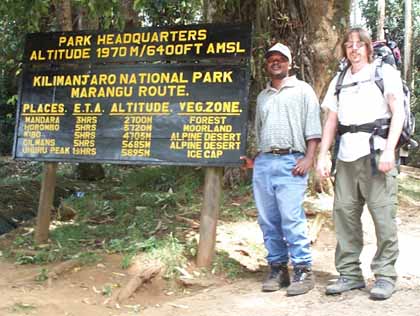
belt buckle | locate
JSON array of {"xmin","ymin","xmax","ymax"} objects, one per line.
[
  {"xmin": 349, "ymin": 125, "xmax": 357, "ymax": 133},
  {"xmin": 271, "ymin": 148, "xmax": 290, "ymax": 155}
]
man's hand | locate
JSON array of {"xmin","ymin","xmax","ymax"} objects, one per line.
[
  {"xmin": 316, "ymin": 155, "xmax": 331, "ymax": 178},
  {"xmin": 378, "ymin": 149, "xmax": 395, "ymax": 173},
  {"xmin": 292, "ymin": 156, "xmax": 313, "ymax": 176},
  {"xmin": 240, "ymin": 156, "xmax": 254, "ymax": 169}
]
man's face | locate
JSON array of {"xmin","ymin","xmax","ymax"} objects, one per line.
[
  {"xmin": 266, "ymin": 52, "xmax": 289, "ymax": 80},
  {"xmin": 345, "ymin": 32, "xmax": 369, "ymax": 66}
]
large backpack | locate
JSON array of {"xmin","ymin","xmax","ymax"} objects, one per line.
[{"xmin": 332, "ymin": 46, "xmax": 417, "ymax": 174}]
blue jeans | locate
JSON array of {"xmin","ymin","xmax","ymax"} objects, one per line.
[{"xmin": 253, "ymin": 153, "xmax": 312, "ymax": 267}]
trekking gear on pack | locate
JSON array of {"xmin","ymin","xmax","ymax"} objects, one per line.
[
  {"xmin": 373, "ymin": 41, "xmax": 400, "ymax": 68},
  {"xmin": 331, "ymin": 45, "xmax": 417, "ymax": 175},
  {"xmin": 376, "ymin": 28, "xmax": 402, "ymax": 68}
]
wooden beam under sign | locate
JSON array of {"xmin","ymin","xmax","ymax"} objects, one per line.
[
  {"xmin": 196, "ymin": 167, "xmax": 223, "ymax": 267},
  {"xmin": 35, "ymin": 162, "xmax": 58, "ymax": 244}
]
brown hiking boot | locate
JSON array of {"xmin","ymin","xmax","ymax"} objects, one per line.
[
  {"xmin": 262, "ymin": 263, "xmax": 290, "ymax": 292},
  {"xmin": 286, "ymin": 265, "xmax": 315, "ymax": 296}
]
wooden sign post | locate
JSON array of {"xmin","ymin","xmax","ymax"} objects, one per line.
[
  {"xmin": 197, "ymin": 167, "xmax": 223, "ymax": 267},
  {"xmin": 34, "ymin": 162, "xmax": 57, "ymax": 244}
]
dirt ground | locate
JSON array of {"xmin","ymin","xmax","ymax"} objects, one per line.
[{"xmin": 0, "ymin": 172, "xmax": 419, "ymax": 316}]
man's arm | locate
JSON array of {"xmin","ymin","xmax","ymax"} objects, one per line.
[
  {"xmin": 292, "ymin": 138, "xmax": 320, "ymax": 176},
  {"xmin": 316, "ymin": 110, "xmax": 338, "ymax": 178},
  {"xmin": 378, "ymin": 93, "xmax": 405, "ymax": 173},
  {"xmin": 240, "ymin": 153, "xmax": 259, "ymax": 169}
]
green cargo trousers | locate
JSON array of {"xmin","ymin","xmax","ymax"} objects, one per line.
[{"xmin": 333, "ymin": 154, "xmax": 399, "ymax": 283}]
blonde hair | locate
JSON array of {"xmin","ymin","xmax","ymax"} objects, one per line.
[{"xmin": 341, "ymin": 27, "xmax": 373, "ymax": 63}]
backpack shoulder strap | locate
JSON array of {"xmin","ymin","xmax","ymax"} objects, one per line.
[
  {"xmin": 373, "ymin": 60, "xmax": 385, "ymax": 95},
  {"xmin": 334, "ymin": 64, "xmax": 351, "ymax": 100}
]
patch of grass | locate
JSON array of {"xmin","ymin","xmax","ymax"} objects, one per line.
[
  {"xmin": 14, "ymin": 249, "xmax": 56, "ymax": 265},
  {"xmin": 5, "ymin": 165, "xmax": 203, "ymax": 277},
  {"xmin": 101, "ymin": 284, "xmax": 113, "ymax": 297},
  {"xmin": 10, "ymin": 302, "xmax": 36, "ymax": 313},
  {"xmin": 50, "ymin": 223, "xmax": 95, "ymax": 251},
  {"xmin": 107, "ymin": 236, "xmax": 158, "ymax": 269},
  {"xmin": 12, "ymin": 235, "xmax": 32, "ymax": 247},
  {"xmin": 211, "ymin": 250, "xmax": 246, "ymax": 279},
  {"xmin": 221, "ymin": 204, "xmax": 251, "ymax": 221},
  {"xmin": 124, "ymin": 166, "xmax": 178, "ymax": 191},
  {"xmin": 121, "ymin": 253, "xmax": 135, "ymax": 269},
  {"xmin": 120, "ymin": 166, "xmax": 203, "ymax": 205},
  {"xmin": 107, "ymin": 236, "xmax": 158, "ymax": 253},
  {"xmin": 221, "ymin": 182, "xmax": 255, "ymax": 221},
  {"xmin": 399, "ymin": 176, "xmax": 420, "ymax": 201},
  {"xmin": 145, "ymin": 233, "xmax": 187, "ymax": 278},
  {"xmin": 35, "ymin": 268, "xmax": 49, "ymax": 282},
  {"xmin": 76, "ymin": 251, "xmax": 102, "ymax": 265}
]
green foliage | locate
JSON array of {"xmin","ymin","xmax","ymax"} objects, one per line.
[
  {"xmin": 76, "ymin": 251, "xmax": 102, "ymax": 265},
  {"xmin": 212, "ymin": 250, "xmax": 246, "ymax": 279},
  {"xmin": 101, "ymin": 284, "xmax": 113, "ymax": 297},
  {"xmin": 35, "ymin": 268, "xmax": 49, "ymax": 282},
  {"xmin": 6, "ymin": 165, "xmax": 202, "ymax": 272},
  {"xmin": 15, "ymin": 249, "xmax": 59, "ymax": 265},
  {"xmin": 399, "ymin": 175, "xmax": 420, "ymax": 201},
  {"xmin": 145, "ymin": 233, "xmax": 187, "ymax": 278},
  {"xmin": 0, "ymin": 0, "xmax": 51, "ymax": 32},
  {"xmin": 10, "ymin": 302, "xmax": 36, "ymax": 313},
  {"xmin": 74, "ymin": 0, "xmax": 125, "ymax": 29},
  {"xmin": 221, "ymin": 182, "xmax": 255, "ymax": 221},
  {"xmin": 134, "ymin": 0, "xmax": 202, "ymax": 26},
  {"xmin": 121, "ymin": 253, "xmax": 135, "ymax": 269},
  {"xmin": 359, "ymin": 0, "xmax": 402, "ymax": 42}
]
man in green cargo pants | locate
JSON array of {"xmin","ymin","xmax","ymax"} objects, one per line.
[{"xmin": 316, "ymin": 27, "xmax": 405, "ymax": 300}]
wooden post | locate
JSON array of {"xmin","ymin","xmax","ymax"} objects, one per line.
[
  {"xmin": 35, "ymin": 162, "xmax": 58, "ymax": 244},
  {"xmin": 403, "ymin": 0, "xmax": 412, "ymax": 84},
  {"xmin": 376, "ymin": 0, "xmax": 385, "ymax": 41},
  {"xmin": 196, "ymin": 167, "xmax": 223, "ymax": 267}
]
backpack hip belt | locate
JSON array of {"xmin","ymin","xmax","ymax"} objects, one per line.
[{"xmin": 336, "ymin": 118, "xmax": 391, "ymax": 175}]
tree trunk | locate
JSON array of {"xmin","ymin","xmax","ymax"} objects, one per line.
[
  {"xmin": 377, "ymin": 0, "xmax": 386, "ymax": 40},
  {"xmin": 403, "ymin": 0, "xmax": 413, "ymax": 85},
  {"xmin": 121, "ymin": 0, "xmax": 138, "ymax": 29},
  {"xmin": 55, "ymin": 0, "xmax": 72, "ymax": 31}
]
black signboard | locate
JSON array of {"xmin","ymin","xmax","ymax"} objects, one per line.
[{"xmin": 14, "ymin": 23, "xmax": 252, "ymax": 166}]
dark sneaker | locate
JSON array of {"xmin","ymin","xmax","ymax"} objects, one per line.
[
  {"xmin": 286, "ymin": 265, "xmax": 315, "ymax": 296},
  {"xmin": 325, "ymin": 276, "xmax": 366, "ymax": 295},
  {"xmin": 370, "ymin": 278, "xmax": 395, "ymax": 300},
  {"xmin": 262, "ymin": 263, "xmax": 290, "ymax": 292}
]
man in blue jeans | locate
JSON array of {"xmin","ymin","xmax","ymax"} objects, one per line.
[{"xmin": 243, "ymin": 43, "xmax": 321, "ymax": 296}]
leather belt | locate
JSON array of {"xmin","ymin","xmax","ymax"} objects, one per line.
[{"xmin": 267, "ymin": 149, "xmax": 299, "ymax": 155}]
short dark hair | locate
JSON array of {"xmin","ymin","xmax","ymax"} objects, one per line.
[{"xmin": 341, "ymin": 27, "xmax": 373, "ymax": 63}]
